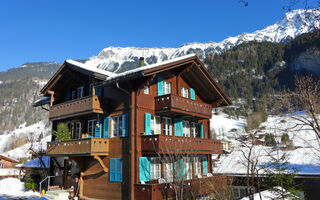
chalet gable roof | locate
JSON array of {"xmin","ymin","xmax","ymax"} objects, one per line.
[{"xmin": 40, "ymin": 60, "xmax": 116, "ymax": 96}]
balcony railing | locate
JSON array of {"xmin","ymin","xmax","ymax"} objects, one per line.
[
  {"xmin": 155, "ymin": 94, "xmax": 212, "ymax": 118},
  {"xmin": 140, "ymin": 135, "xmax": 222, "ymax": 154},
  {"xmin": 46, "ymin": 138, "xmax": 109, "ymax": 156},
  {"xmin": 134, "ymin": 176, "xmax": 226, "ymax": 200},
  {"xmin": 49, "ymin": 95, "xmax": 104, "ymax": 120}
]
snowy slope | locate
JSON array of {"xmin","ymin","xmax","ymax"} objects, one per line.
[
  {"xmin": 85, "ymin": 9, "xmax": 320, "ymax": 73},
  {"xmin": 0, "ymin": 121, "xmax": 50, "ymax": 159}
]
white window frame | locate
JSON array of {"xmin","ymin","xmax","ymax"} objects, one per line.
[
  {"xmin": 88, "ymin": 120, "xmax": 95, "ymax": 136},
  {"xmin": 144, "ymin": 85, "xmax": 150, "ymax": 94},
  {"xmin": 0, "ymin": 163, "xmax": 4, "ymax": 168},
  {"xmin": 75, "ymin": 122, "xmax": 81, "ymax": 139},
  {"xmin": 184, "ymin": 157, "xmax": 192, "ymax": 180},
  {"xmin": 151, "ymin": 115, "xmax": 161, "ymax": 135},
  {"xmin": 181, "ymin": 87, "xmax": 189, "ymax": 98},
  {"xmin": 163, "ymin": 161, "xmax": 173, "ymax": 182},
  {"xmin": 163, "ymin": 117, "xmax": 172, "ymax": 136},
  {"xmin": 150, "ymin": 157, "xmax": 161, "ymax": 180},
  {"xmin": 112, "ymin": 115, "xmax": 123, "ymax": 137},
  {"xmin": 183, "ymin": 121, "xmax": 191, "ymax": 137},
  {"xmin": 193, "ymin": 157, "xmax": 202, "ymax": 177},
  {"xmin": 71, "ymin": 90, "xmax": 76, "ymax": 100},
  {"xmin": 89, "ymin": 83, "xmax": 94, "ymax": 95},
  {"xmin": 191, "ymin": 122, "xmax": 199, "ymax": 138},
  {"xmin": 164, "ymin": 81, "xmax": 171, "ymax": 95},
  {"xmin": 77, "ymin": 86, "xmax": 84, "ymax": 99}
]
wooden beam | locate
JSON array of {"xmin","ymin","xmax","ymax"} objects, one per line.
[
  {"xmin": 93, "ymin": 155, "xmax": 108, "ymax": 173},
  {"xmin": 48, "ymin": 90, "xmax": 55, "ymax": 107}
]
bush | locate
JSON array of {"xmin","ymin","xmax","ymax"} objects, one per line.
[
  {"xmin": 53, "ymin": 123, "xmax": 71, "ymax": 141},
  {"xmin": 24, "ymin": 174, "xmax": 36, "ymax": 190}
]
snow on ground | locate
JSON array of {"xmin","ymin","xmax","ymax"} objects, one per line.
[
  {"xmin": 0, "ymin": 121, "xmax": 51, "ymax": 159},
  {"xmin": 210, "ymin": 113, "xmax": 246, "ymax": 136},
  {"xmin": 0, "ymin": 178, "xmax": 39, "ymax": 199},
  {"xmin": 241, "ymin": 187, "xmax": 297, "ymax": 200}
]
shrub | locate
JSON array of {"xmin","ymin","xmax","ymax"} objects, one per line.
[
  {"xmin": 24, "ymin": 174, "xmax": 36, "ymax": 190},
  {"xmin": 53, "ymin": 123, "xmax": 71, "ymax": 141}
]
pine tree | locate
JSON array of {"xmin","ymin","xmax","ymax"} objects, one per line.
[{"xmin": 53, "ymin": 123, "xmax": 71, "ymax": 141}]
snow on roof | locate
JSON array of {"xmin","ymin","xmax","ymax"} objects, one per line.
[
  {"xmin": 241, "ymin": 187, "xmax": 297, "ymax": 200},
  {"xmin": 0, "ymin": 154, "xmax": 19, "ymax": 163},
  {"xmin": 32, "ymin": 96, "xmax": 50, "ymax": 107},
  {"xmin": 0, "ymin": 168, "xmax": 24, "ymax": 176},
  {"xmin": 21, "ymin": 156, "xmax": 50, "ymax": 168},
  {"xmin": 66, "ymin": 59, "xmax": 117, "ymax": 77},
  {"xmin": 105, "ymin": 54, "xmax": 196, "ymax": 82}
]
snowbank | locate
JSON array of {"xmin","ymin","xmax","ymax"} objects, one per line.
[{"xmin": 0, "ymin": 178, "xmax": 39, "ymax": 199}]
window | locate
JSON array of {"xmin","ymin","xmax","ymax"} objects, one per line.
[
  {"xmin": 71, "ymin": 90, "xmax": 76, "ymax": 100},
  {"xmin": 150, "ymin": 157, "xmax": 161, "ymax": 180},
  {"xmin": 77, "ymin": 86, "xmax": 84, "ymax": 98},
  {"xmin": 0, "ymin": 164, "xmax": 4, "ymax": 168},
  {"xmin": 112, "ymin": 115, "xmax": 123, "ymax": 137},
  {"xmin": 184, "ymin": 157, "xmax": 192, "ymax": 180},
  {"xmin": 75, "ymin": 122, "xmax": 81, "ymax": 139},
  {"xmin": 181, "ymin": 87, "xmax": 189, "ymax": 98},
  {"xmin": 194, "ymin": 157, "xmax": 202, "ymax": 177},
  {"xmin": 183, "ymin": 121, "xmax": 190, "ymax": 137},
  {"xmin": 89, "ymin": 83, "xmax": 93, "ymax": 95},
  {"xmin": 164, "ymin": 81, "xmax": 171, "ymax": 95},
  {"xmin": 163, "ymin": 117, "xmax": 172, "ymax": 135},
  {"xmin": 144, "ymin": 85, "xmax": 149, "ymax": 94},
  {"xmin": 88, "ymin": 120, "xmax": 95, "ymax": 136},
  {"xmin": 151, "ymin": 115, "xmax": 161, "ymax": 135},
  {"xmin": 191, "ymin": 122, "xmax": 199, "ymax": 138},
  {"xmin": 110, "ymin": 158, "xmax": 122, "ymax": 182},
  {"xmin": 163, "ymin": 161, "xmax": 173, "ymax": 182}
]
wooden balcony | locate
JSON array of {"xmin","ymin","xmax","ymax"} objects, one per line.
[
  {"xmin": 135, "ymin": 176, "xmax": 227, "ymax": 200},
  {"xmin": 46, "ymin": 138, "xmax": 109, "ymax": 156},
  {"xmin": 155, "ymin": 94, "xmax": 212, "ymax": 119},
  {"xmin": 49, "ymin": 95, "xmax": 105, "ymax": 120},
  {"xmin": 140, "ymin": 135, "xmax": 222, "ymax": 155}
]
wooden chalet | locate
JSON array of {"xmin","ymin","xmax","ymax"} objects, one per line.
[
  {"xmin": 38, "ymin": 54, "xmax": 232, "ymax": 199},
  {"xmin": 0, "ymin": 154, "xmax": 18, "ymax": 168}
]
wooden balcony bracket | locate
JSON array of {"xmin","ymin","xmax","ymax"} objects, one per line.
[
  {"xmin": 93, "ymin": 155, "xmax": 108, "ymax": 173},
  {"xmin": 48, "ymin": 90, "xmax": 55, "ymax": 107}
]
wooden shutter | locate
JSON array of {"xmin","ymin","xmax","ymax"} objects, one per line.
[
  {"xmin": 174, "ymin": 118, "xmax": 183, "ymax": 136},
  {"xmin": 109, "ymin": 158, "xmax": 115, "ymax": 182},
  {"xmin": 115, "ymin": 158, "xmax": 122, "ymax": 182},
  {"xmin": 200, "ymin": 123, "xmax": 204, "ymax": 138},
  {"xmin": 190, "ymin": 88, "xmax": 195, "ymax": 100},
  {"xmin": 145, "ymin": 113, "xmax": 151, "ymax": 135},
  {"xmin": 157, "ymin": 76, "xmax": 164, "ymax": 96},
  {"xmin": 94, "ymin": 118, "xmax": 102, "ymax": 138},
  {"xmin": 65, "ymin": 91, "xmax": 70, "ymax": 101},
  {"xmin": 174, "ymin": 158, "xmax": 184, "ymax": 181},
  {"xmin": 202, "ymin": 156, "xmax": 208, "ymax": 175},
  {"xmin": 122, "ymin": 113, "xmax": 128, "ymax": 137},
  {"xmin": 139, "ymin": 157, "xmax": 150, "ymax": 182},
  {"xmin": 103, "ymin": 117, "xmax": 110, "ymax": 138}
]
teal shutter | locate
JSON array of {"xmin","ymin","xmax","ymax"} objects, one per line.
[
  {"xmin": 109, "ymin": 158, "xmax": 115, "ymax": 182},
  {"xmin": 200, "ymin": 123, "xmax": 204, "ymax": 138},
  {"xmin": 139, "ymin": 157, "xmax": 150, "ymax": 182},
  {"xmin": 94, "ymin": 118, "xmax": 102, "ymax": 138},
  {"xmin": 202, "ymin": 156, "xmax": 208, "ymax": 175},
  {"xmin": 95, "ymin": 87, "xmax": 102, "ymax": 96},
  {"xmin": 157, "ymin": 76, "xmax": 164, "ymax": 96},
  {"xmin": 65, "ymin": 91, "xmax": 70, "ymax": 101},
  {"xmin": 174, "ymin": 118, "xmax": 183, "ymax": 136},
  {"xmin": 115, "ymin": 158, "xmax": 122, "ymax": 182},
  {"xmin": 190, "ymin": 88, "xmax": 195, "ymax": 100},
  {"xmin": 122, "ymin": 113, "xmax": 128, "ymax": 137},
  {"xmin": 103, "ymin": 117, "xmax": 110, "ymax": 138},
  {"xmin": 145, "ymin": 113, "xmax": 151, "ymax": 135},
  {"xmin": 174, "ymin": 158, "xmax": 184, "ymax": 181}
]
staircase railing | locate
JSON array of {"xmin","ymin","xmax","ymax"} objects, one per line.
[{"xmin": 39, "ymin": 176, "xmax": 55, "ymax": 194}]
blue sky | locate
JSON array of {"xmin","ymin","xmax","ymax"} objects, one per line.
[{"xmin": 0, "ymin": 0, "xmax": 318, "ymax": 71}]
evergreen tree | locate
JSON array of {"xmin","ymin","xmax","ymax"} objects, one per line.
[{"xmin": 53, "ymin": 124, "xmax": 71, "ymax": 141}]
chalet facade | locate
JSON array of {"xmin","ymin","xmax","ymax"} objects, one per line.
[
  {"xmin": 38, "ymin": 54, "xmax": 232, "ymax": 199},
  {"xmin": 0, "ymin": 154, "xmax": 18, "ymax": 168}
]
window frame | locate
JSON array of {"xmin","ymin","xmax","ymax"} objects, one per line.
[
  {"xmin": 184, "ymin": 157, "xmax": 192, "ymax": 180},
  {"xmin": 71, "ymin": 90, "xmax": 76, "ymax": 100},
  {"xmin": 75, "ymin": 122, "xmax": 81, "ymax": 139},
  {"xmin": 151, "ymin": 115, "xmax": 161, "ymax": 135},
  {"xmin": 183, "ymin": 121, "xmax": 191, "ymax": 137},
  {"xmin": 112, "ymin": 115, "xmax": 123, "ymax": 137},
  {"xmin": 193, "ymin": 157, "xmax": 202, "ymax": 177},
  {"xmin": 163, "ymin": 117, "xmax": 172, "ymax": 136},
  {"xmin": 191, "ymin": 122, "xmax": 199, "ymax": 138},
  {"xmin": 181, "ymin": 87, "xmax": 189, "ymax": 98},
  {"xmin": 144, "ymin": 85, "xmax": 150, "ymax": 94},
  {"xmin": 163, "ymin": 81, "xmax": 171, "ymax": 95},
  {"xmin": 87, "ymin": 120, "xmax": 95, "ymax": 136},
  {"xmin": 150, "ymin": 157, "xmax": 161, "ymax": 180},
  {"xmin": 163, "ymin": 161, "xmax": 173, "ymax": 182},
  {"xmin": 89, "ymin": 83, "xmax": 93, "ymax": 95}
]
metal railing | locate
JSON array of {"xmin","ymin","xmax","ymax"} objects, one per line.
[{"xmin": 39, "ymin": 176, "xmax": 55, "ymax": 193}]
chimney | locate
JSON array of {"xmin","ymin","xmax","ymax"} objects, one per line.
[{"xmin": 139, "ymin": 57, "xmax": 145, "ymax": 67}]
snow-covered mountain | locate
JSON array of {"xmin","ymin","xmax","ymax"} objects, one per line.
[{"xmin": 85, "ymin": 9, "xmax": 320, "ymax": 73}]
